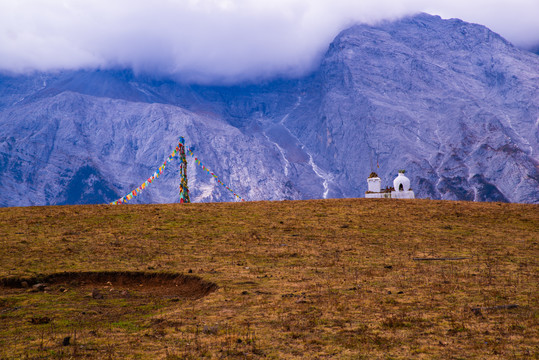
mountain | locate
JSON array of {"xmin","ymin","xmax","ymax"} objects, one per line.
[{"xmin": 0, "ymin": 13, "xmax": 538, "ymax": 206}]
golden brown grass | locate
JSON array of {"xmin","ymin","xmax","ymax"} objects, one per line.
[{"xmin": 0, "ymin": 198, "xmax": 537, "ymax": 359}]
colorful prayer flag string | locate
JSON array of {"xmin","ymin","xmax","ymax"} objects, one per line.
[
  {"xmin": 109, "ymin": 138, "xmax": 189, "ymax": 205},
  {"xmin": 109, "ymin": 137, "xmax": 244, "ymax": 204},
  {"xmin": 185, "ymin": 147, "xmax": 245, "ymax": 202}
]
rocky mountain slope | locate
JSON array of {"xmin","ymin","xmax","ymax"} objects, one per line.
[{"xmin": 0, "ymin": 13, "xmax": 538, "ymax": 206}]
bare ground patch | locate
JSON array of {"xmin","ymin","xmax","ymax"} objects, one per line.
[{"xmin": 0, "ymin": 271, "xmax": 218, "ymax": 299}]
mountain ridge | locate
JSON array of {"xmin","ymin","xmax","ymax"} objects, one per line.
[{"xmin": 0, "ymin": 13, "xmax": 538, "ymax": 206}]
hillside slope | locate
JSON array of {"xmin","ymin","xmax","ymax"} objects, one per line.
[{"xmin": 1, "ymin": 199, "xmax": 537, "ymax": 358}]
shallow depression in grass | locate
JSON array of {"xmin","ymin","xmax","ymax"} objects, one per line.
[{"xmin": 0, "ymin": 271, "xmax": 218, "ymax": 299}]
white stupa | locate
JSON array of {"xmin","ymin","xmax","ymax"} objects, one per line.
[
  {"xmin": 365, "ymin": 170, "xmax": 415, "ymax": 199},
  {"xmin": 391, "ymin": 170, "xmax": 415, "ymax": 199}
]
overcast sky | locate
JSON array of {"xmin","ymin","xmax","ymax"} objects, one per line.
[{"xmin": 1, "ymin": 0, "xmax": 538, "ymax": 83}]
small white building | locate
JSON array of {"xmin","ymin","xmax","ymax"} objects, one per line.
[
  {"xmin": 365, "ymin": 172, "xmax": 391, "ymax": 198},
  {"xmin": 365, "ymin": 170, "xmax": 415, "ymax": 199}
]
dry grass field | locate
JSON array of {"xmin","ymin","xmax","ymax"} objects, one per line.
[{"xmin": 0, "ymin": 198, "xmax": 537, "ymax": 359}]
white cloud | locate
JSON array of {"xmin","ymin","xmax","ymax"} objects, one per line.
[{"xmin": 0, "ymin": 0, "xmax": 538, "ymax": 83}]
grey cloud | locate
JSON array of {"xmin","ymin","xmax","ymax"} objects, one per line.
[{"xmin": 1, "ymin": 0, "xmax": 537, "ymax": 84}]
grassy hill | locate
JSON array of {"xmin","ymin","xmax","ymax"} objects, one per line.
[{"xmin": 0, "ymin": 198, "xmax": 537, "ymax": 359}]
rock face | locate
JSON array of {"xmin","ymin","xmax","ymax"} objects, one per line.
[{"xmin": 0, "ymin": 13, "xmax": 538, "ymax": 206}]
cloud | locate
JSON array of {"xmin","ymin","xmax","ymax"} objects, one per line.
[{"xmin": 1, "ymin": 0, "xmax": 538, "ymax": 84}]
